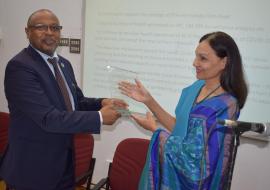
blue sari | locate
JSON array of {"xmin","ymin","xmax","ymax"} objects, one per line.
[{"xmin": 139, "ymin": 80, "xmax": 239, "ymax": 190}]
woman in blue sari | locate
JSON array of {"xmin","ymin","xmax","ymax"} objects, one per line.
[{"xmin": 119, "ymin": 31, "xmax": 248, "ymax": 190}]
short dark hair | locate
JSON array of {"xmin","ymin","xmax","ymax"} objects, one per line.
[
  {"xmin": 27, "ymin": 9, "xmax": 57, "ymax": 27},
  {"xmin": 199, "ymin": 31, "xmax": 248, "ymax": 109}
]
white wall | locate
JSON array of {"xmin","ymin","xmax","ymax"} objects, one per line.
[
  {"xmin": 0, "ymin": 1, "xmax": 269, "ymax": 189},
  {"xmin": 0, "ymin": 0, "xmax": 83, "ymax": 112}
]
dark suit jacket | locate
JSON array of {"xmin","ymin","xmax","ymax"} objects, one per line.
[{"xmin": 0, "ymin": 46, "xmax": 103, "ymax": 189}]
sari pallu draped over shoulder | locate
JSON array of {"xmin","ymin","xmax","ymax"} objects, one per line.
[{"xmin": 139, "ymin": 80, "xmax": 239, "ymax": 190}]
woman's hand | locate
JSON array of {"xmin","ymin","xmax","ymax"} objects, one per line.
[
  {"xmin": 118, "ymin": 79, "xmax": 151, "ymax": 104},
  {"xmin": 131, "ymin": 111, "xmax": 157, "ymax": 132}
]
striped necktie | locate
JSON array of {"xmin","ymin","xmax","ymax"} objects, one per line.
[{"xmin": 47, "ymin": 57, "xmax": 72, "ymax": 111}]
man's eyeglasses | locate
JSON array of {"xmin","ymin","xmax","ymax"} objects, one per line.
[{"xmin": 28, "ymin": 24, "xmax": 63, "ymax": 32}]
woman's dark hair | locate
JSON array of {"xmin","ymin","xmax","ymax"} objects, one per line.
[{"xmin": 199, "ymin": 31, "xmax": 248, "ymax": 109}]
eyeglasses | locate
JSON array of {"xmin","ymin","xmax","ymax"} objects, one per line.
[{"xmin": 28, "ymin": 24, "xmax": 63, "ymax": 32}]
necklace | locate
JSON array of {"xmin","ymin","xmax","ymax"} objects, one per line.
[{"xmin": 196, "ymin": 84, "xmax": 221, "ymax": 104}]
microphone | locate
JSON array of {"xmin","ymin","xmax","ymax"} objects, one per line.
[{"xmin": 217, "ymin": 119, "xmax": 270, "ymax": 136}]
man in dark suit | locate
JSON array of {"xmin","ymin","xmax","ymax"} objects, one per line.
[{"xmin": 0, "ymin": 9, "xmax": 127, "ymax": 190}]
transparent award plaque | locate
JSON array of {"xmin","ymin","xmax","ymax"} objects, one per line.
[{"xmin": 106, "ymin": 65, "xmax": 147, "ymax": 116}]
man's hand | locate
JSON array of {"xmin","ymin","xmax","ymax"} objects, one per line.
[
  {"xmin": 100, "ymin": 105, "xmax": 121, "ymax": 125},
  {"xmin": 101, "ymin": 98, "xmax": 128, "ymax": 109},
  {"xmin": 100, "ymin": 98, "xmax": 128, "ymax": 125}
]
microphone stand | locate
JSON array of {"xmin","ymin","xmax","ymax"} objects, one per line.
[{"xmin": 225, "ymin": 127, "xmax": 243, "ymax": 190}]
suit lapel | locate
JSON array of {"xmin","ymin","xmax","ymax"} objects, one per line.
[
  {"xmin": 26, "ymin": 46, "xmax": 54, "ymax": 78},
  {"xmin": 26, "ymin": 46, "xmax": 71, "ymax": 109},
  {"xmin": 58, "ymin": 58, "xmax": 78, "ymax": 107}
]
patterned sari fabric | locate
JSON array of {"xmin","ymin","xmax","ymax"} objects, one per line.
[{"xmin": 139, "ymin": 81, "xmax": 239, "ymax": 190}]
